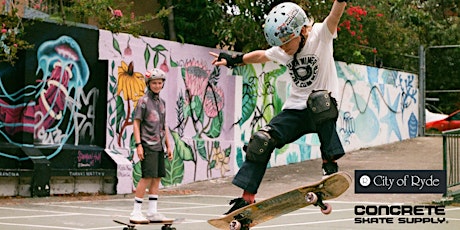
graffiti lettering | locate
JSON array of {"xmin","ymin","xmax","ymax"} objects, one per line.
[
  {"xmin": 0, "ymin": 171, "xmax": 20, "ymax": 177},
  {"xmin": 74, "ymin": 88, "xmax": 99, "ymax": 145},
  {"xmin": 36, "ymin": 125, "xmax": 67, "ymax": 144},
  {"xmin": 69, "ymin": 171, "xmax": 105, "ymax": 177},
  {"xmin": 77, "ymin": 151, "xmax": 102, "ymax": 168}
]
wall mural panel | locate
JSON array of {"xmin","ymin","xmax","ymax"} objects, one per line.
[
  {"xmin": 99, "ymin": 30, "xmax": 419, "ymax": 190},
  {"xmin": 0, "ymin": 21, "xmax": 106, "ymax": 162},
  {"xmin": 99, "ymin": 30, "xmax": 237, "ymax": 189}
]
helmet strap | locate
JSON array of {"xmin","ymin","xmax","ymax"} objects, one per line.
[{"xmin": 290, "ymin": 34, "xmax": 306, "ymax": 78}]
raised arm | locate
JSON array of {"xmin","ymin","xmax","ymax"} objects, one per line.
[
  {"xmin": 210, "ymin": 50, "xmax": 270, "ymax": 68},
  {"xmin": 325, "ymin": 0, "xmax": 347, "ymax": 35}
]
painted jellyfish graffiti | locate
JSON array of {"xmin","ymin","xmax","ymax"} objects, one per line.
[{"xmin": 0, "ymin": 35, "xmax": 89, "ymax": 159}]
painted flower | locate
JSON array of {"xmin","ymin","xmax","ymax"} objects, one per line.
[
  {"xmin": 124, "ymin": 44, "xmax": 132, "ymax": 56},
  {"xmin": 184, "ymin": 59, "xmax": 210, "ymax": 97},
  {"xmin": 117, "ymin": 61, "xmax": 146, "ymax": 107},
  {"xmin": 160, "ymin": 59, "xmax": 169, "ymax": 73},
  {"xmin": 204, "ymin": 85, "xmax": 224, "ymax": 118},
  {"xmin": 212, "ymin": 146, "xmax": 230, "ymax": 177}
]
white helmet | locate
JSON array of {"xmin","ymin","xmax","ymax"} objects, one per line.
[
  {"xmin": 144, "ymin": 68, "xmax": 166, "ymax": 84},
  {"xmin": 263, "ymin": 2, "xmax": 311, "ymax": 47}
]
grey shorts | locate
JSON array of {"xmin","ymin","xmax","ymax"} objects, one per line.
[{"xmin": 140, "ymin": 148, "xmax": 166, "ymax": 178}]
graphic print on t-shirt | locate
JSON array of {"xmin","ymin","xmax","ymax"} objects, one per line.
[{"xmin": 286, "ymin": 54, "xmax": 319, "ymax": 88}]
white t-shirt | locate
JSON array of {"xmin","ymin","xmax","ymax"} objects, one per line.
[{"xmin": 265, "ymin": 22, "xmax": 339, "ymax": 110}]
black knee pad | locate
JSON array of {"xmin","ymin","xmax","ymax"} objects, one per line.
[{"xmin": 245, "ymin": 129, "xmax": 276, "ymax": 163}]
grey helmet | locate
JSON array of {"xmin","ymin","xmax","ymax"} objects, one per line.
[
  {"xmin": 263, "ymin": 2, "xmax": 311, "ymax": 47},
  {"xmin": 144, "ymin": 68, "xmax": 166, "ymax": 84}
]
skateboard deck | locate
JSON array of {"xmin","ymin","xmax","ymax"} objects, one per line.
[
  {"xmin": 113, "ymin": 218, "xmax": 184, "ymax": 230},
  {"xmin": 208, "ymin": 171, "xmax": 352, "ymax": 229}
]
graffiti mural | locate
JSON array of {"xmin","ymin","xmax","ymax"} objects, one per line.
[
  {"xmin": 99, "ymin": 30, "xmax": 419, "ymax": 189},
  {"xmin": 336, "ymin": 63, "xmax": 418, "ymax": 151},
  {"xmin": 100, "ymin": 30, "xmax": 237, "ymax": 188},
  {"xmin": 234, "ymin": 58, "xmax": 419, "ymax": 169},
  {"xmin": 0, "ymin": 35, "xmax": 97, "ymax": 160}
]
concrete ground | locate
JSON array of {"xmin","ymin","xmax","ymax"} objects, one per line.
[{"xmin": 1, "ymin": 136, "xmax": 459, "ymax": 230}]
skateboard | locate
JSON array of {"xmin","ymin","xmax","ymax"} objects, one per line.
[
  {"xmin": 208, "ymin": 171, "xmax": 352, "ymax": 229},
  {"xmin": 113, "ymin": 218, "xmax": 184, "ymax": 230}
]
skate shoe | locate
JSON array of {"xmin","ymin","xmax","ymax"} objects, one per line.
[
  {"xmin": 130, "ymin": 211, "xmax": 149, "ymax": 224},
  {"xmin": 224, "ymin": 197, "xmax": 250, "ymax": 215},
  {"xmin": 147, "ymin": 212, "xmax": 173, "ymax": 222},
  {"xmin": 322, "ymin": 161, "xmax": 338, "ymax": 178}
]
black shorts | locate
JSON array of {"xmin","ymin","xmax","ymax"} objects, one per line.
[{"xmin": 140, "ymin": 148, "xmax": 166, "ymax": 178}]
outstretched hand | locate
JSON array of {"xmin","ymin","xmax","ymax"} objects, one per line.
[{"xmin": 209, "ymin": 52, "xmax": 228, "ymax": 66}]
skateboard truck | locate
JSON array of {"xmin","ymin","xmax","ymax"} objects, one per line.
[
  {"xmin": 230, "ymin": 213, "xmax": 252, "ymax": 230},
  {"xmin": 305, "ymin": 191, "xmax": 332, "ymax": 214}
]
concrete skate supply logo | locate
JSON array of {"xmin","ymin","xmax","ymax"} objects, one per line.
[
  {"xmin": 355, "ymin": 170, "xmax": 446, "ymax": 193},
  {"xmin": 354, "ymin": 205, "xmax": 448, "ymax": 225}
]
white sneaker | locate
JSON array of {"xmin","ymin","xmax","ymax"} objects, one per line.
[
  {"xmin": 147, "ymin": 212, "xmax": 173, "ymax": 222},
  {"xmin": 130, "ymin": 211, "xmax": 149, "ymax": 224}
]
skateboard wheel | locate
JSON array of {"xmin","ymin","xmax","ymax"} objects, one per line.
[
  {"xmin": 305, "ymin": 192, "xmax": 318, "ymax": 204},
  {"xmin": 321, "ymin": 203, "xmax": 332, "ymax": 214},
  {"xmin": 230, "ymin": 219, "xmax": 242, "ymax": 230}
]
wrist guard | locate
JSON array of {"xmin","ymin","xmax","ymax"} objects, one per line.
[
  {"xmin": 218, "ymin": 53, "xmax": 244, "ymax": 68},
  {"xmin": 337, "ymin": 0, "xmax": 348, "ymax": 2}
]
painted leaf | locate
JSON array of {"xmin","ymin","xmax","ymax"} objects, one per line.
[
  {"xmin": 144, "ymin": 45, "xmax": 150, "ymax": 69},
  {"xmin": 170, "ymin": 56, "xmax": 178, "ymax": 67},
  {"xmin": 162, "ymin": 150, "xmax": 184, "ymax": 186},
  {"xmin": 224, "ymin": 145, "xmax": 231, "ymax": 157},
  {"xmin": 234, "ymin": 65, "xmax": 258, "ymax": 125},
  {"xmin": 154, "ymin": 51, "xmax": 159, "ymax": 68},
  {"xmin": 191, "ymin": 96, "xmax": 204, "ymax": 124},
  {"xmin": 115, "ymin": 95, "xmax": 125, "ymax": 133},
  {"xmin": 205, "ymin": 111, "xmax": 223, "ymax": 138},
  {"xmin": 170, "ymin": 129, "xmax": 194, "ymax": 161},
  {"xmin": 112, "ymin": 37, "xmax": 121, "ymax": 55},
  {"xmin": 196, "ymin": 139, "xmax": 207, "ymax": 161},
  {"xmin": 152, "ymin": 44, "xmax": 167, "ymax": 52},
  {"xmin": 132, "ymin": 161, "xmax": 142, "ymax": 187},
  {"xmin": 236, "ymin": 146, "xmax": 244, "ymax": 168},
  {"xmin": 209, "ymin": 160, "xmax": 216, "ymax": 169}
]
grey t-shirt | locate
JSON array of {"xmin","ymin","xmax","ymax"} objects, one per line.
[{"xmin": 133, "ymin": 90, "xmax": 166, "ymax": 151}]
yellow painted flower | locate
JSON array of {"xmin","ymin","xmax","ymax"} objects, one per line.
[
  {"xmin": 212, "ymin": 146, "xmax": 230, "ymax": 177},
  {"xmin": 117, "ymin": 61, "xmax": 145, "ymax": 107}
]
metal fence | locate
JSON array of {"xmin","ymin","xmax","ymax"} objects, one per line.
[{"xmin": 443, "ymin": 128, "xmax": 460, "ymax": 197}]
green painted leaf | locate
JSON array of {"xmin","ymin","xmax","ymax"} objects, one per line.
[
  {"xmin": 112, "ymin": 37, "xmax": 121, "ymax": 55},
  {"xmin": 162, "ymin": 151, "xmax": 184, "ymax": 186},
  {"xmin": 205, "ymin": 111, "xmax": 223, "ymax": 138},
  {"xmin": 234, "ymin": 65, "xmax": 258, "ymax": 125},
  {"xmin": 144, "ymin": 45, "xmax": 150, "ymax": 69},
  {"xmin": 191, "ymin": 96, "xmax": 204, "ymax": 124},
  {"xmin": 115, "ymin": 96, "xmax": 125, "ymax": 133},
  {"xmin": 224, "ymin": 145, "xmax": 231, "ymax": 157},
  {"xmin": 154, "ymin": 51, "xmax": 159, "ymax": 68},
  {"xmin": 170, "ymin": 56, "xmax": 178, "ymax": 67},
  {"xmin": 196, "ymin": 139, "xmax": 207, "ymax": 161},
  {"xmin": 152, "ymin": 44, "xmax": 167, "ymax": 52},
  {"xmin": 236, "ymin": 146, "xmax": 244, "ymax": 168},
  {"xmin": 132, "ymin": 161, "xmax": 142, "ymax": 187},
  {"xmin": 209, "ymin": 160, "xmax": 216, "ymax": 169},
  {"xmin": 170, "ymin": 129, "xmax": 194, "ymax": 161}
]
